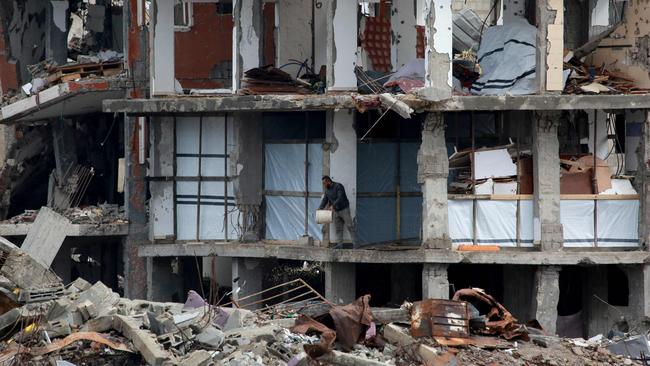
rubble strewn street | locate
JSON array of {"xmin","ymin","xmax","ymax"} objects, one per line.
[{"xmin": 0, "ymin": 234, "xmax": 644, "ymax": 366}]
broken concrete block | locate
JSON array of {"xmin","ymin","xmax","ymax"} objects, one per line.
[
  {"xmin": 21, "ymin": 206, "xmax": 71, "ymax": 268},
  {"xmin": 77, "ymin": 299, "xmax": 98, "ymax": 320},
  {"xmin": 223, "ymin": 309, "xmax": 249, "ymax": 331},
  {"xmin": 177, "ymin": 350, "xmax": 214, "ymax": 366},
  {"xmin": 382, "ymin": 323, "xmax": 415, "ymax": 347},
  {"xmin": 76, "ymin": 282, "xmax": 120, "ymax": 316},
  {"xmin": 81, "ymin": 315, "xmax": 115, "ymax": 333},
  {"xmin": 382, "ymin": 323, "xmax": 438, "ymax": 362},
  {"xmin": 44, "ymin": 320, "xmax": 71, "ymax": 338},
  {"xmin": 195, "ymin": 325, "xmax": 224, "ymax": 348},
  {"xmin": 147, "ymin": 311, "xmax": 175, "ymax": 336},
  {"xmin": 69, "ymin": 277, "xmax": 92, "ymax": 293},
  {"xmin": 113, "ymin": 315, "xmax": 172, "ymax": 366},
  {"xmin": 318, "ymin": 350, "xmax": 392, "ymax": 366}
]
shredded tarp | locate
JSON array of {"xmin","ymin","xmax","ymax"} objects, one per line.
[
  {"xmin": 471, "ymin": 18, "xmax": 537, "ymax": 95},
  {"xmin": 329, "ymin": 295, "xmax": 374, "ymax": 351}
]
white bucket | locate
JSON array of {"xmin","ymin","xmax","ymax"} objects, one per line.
[{"xmin": 316, "ymin": 209, "xmax": 333, "ymax": 224}]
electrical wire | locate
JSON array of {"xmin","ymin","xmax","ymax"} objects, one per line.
[{"xmin": 477, "ymin": 0, "xmax": 500, "ymax": 52}]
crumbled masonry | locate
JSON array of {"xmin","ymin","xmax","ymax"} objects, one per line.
[{"xmin": 0, "ymin": 238, "xmax": 643, "ymax": 365}]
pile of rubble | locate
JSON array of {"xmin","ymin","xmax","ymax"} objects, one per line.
[
  {"xmin": 0, "ymin": 235, "xmax": 644, "ymax": 365},
  {"xmin": 4, "ymin": 204, "xmax": 127, "ymax": 226}
]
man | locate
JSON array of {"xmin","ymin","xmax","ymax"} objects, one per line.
[{"xmin": 318, "ymin": 176, "xmax": 356, "ymax": 248}]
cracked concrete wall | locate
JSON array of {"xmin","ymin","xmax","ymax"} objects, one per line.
[
  {"xmin": 531, "ymin": 266, "xmax": 560, "ymax": 335},
  {"xmin": 418, "ymin": 113, "xmax": 450, "ymax": 249},
  {"xmin": 5, "ymin": 0, "xmax": 46, "ymax": 85},
  {"xmin": 532, "ymin": 111, "xmax": 563, "ymax": 250},
  {"xmin": 390, "ymin": 0, "xmax": 417, "ymax": 71},
  {"xmin": 326, "ymin": 0, "xmax": 357, "ymax": 91},
  {"xmin": 592, "ymin": 1, "xmax": 650, "ymax": 89},
  {"xmin": 638, "ymin": 111, "xmax": 650, "ymax": 249},
  {"xmin": 276, "ymin": 0, "xmax": 311, "ymax": 77},
  {"xmin": 233, "ymin": 112, "xmax": 263, "ymax": 241},
  {"xmin": 151, "ymin": 0, "xmax": 175, "ymax": 95},
  {"xmin": 233, "ymin": 0, "xmax": 262, "ymax": 92},
  {"xmin": 417, "ymin": 0, "xmax": 452, "ymax": 102},
  {"xmin": 535, "ymin": 0, "xmax": 563, "ymax": 92}
]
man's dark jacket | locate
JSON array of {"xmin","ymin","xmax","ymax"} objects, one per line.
[{"xmin": 318, "ymin": 182, "xmax": 350, "ymax": 211}]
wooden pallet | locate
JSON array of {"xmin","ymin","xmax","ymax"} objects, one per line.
[{"xmin": 47, "ymin": 61, "xmax": 123, "ymax": 83}]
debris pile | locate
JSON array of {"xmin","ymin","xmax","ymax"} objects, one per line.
[
  {"xmin": 564, "ymin": 61, "xmax": 649, "ymax": 95},
  {"xmin": 4, "ymin": 204, "xmax": 127, "ymax": 226},
  {"xmin": 238, "ymin": 66, "xmax": 318, "ymax": 95},
  {"xmin": 448, "ymin": 144, "xmax": 531, "ymax": 195},
  {"xmin": 0, "ymin": 234, "xmax": 644, "ymax": 366}
]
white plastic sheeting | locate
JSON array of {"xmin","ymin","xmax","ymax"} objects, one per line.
[
  {"xmin": 448, "ymin": 200, "xmax": 473, "ymax": 247},
  {"xmin": 597, "ymin": 200, "xmax": 638, "ymax": 247},
  {"xmin": 265, "ymin": 144, "xmax": 306, "ymax": 192},
  {"xmin": 561, "ymin": 200, "xmax": 595, "ymax": 247},
  {"xmin": 471, "ymin": 18, "xmax": 537, "ymax": 95},
  {"xmin": 265, "ymin": 196, "xmax": 323, "ymax": 241},
  {"xmin": 519, "ymin": 200, "xmax": 534, "ymax": 246},
  {"xmin": 264, "ymin": 143, "xmax": 323, "ymax": 241},
  {"xmin": 176, "ymin": 181, "xmax": 239, "ymax": 241},
  {"xmin": 476, "ymin": 200, "xmax": 517, "ymax": 246},
  {"xmin": 449, "ymin": 199, "xmax": 534, "ymax": 247}
]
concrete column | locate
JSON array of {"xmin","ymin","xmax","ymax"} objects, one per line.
[
  {"xmin": 326, "ymin": 0, "xmax": 358, "ymax": 91},
  {"xmin": 391, "ymin": 0, "xmax": 417, "ymax": 71},
  {"xmin": 276, "ymin": 0, "xmax": 311, "ymax": 77},
  {"xmin": 627, "ymin": 264, "xmax": 650, "ymax": 321},
  {"xmin": 418, "ymin": 0, "xmax": 452, "ymax": 101},
  {"xmin": 535, "ymin": 0, "xmax": 564, "ymax": 93},
  {"xmin": 533, "ymin": 111, "xmax": 563, "ymax": 250},
  {"xmin": 233, "ymin": 112, "xmax": 264, "ymax": 242},
  {"xmin": 422, "ymin": 263, "xmax": 449, "ymax": 299},
  {"xmin": 150, "ymin": 0, "xmax": 175, "ymax": 95},
  {"xmin": 418, "ymin": 113, "xmax": 451, "ymax": 249},
  {"xmin": 325, "ymin": 262, "xmax": 356, "ymax": 304},
  {"xmin": 46, "ymin": 1, "xmax": 69, "ymax": 65},
  {"xmin": 329, "ymin": 110, "xmax": 357, "ymax": 242},
  {"xmin": 638, "ymin": 111, "xmax": 650, "ymax": 248},
  {"xmin": 233, "ymin": 0, "xmax": 263, "ymax": 92},
  {"xmin": 232, "ymin": 257, "xmax": 264, "ymax": 309},
  {"xmin": 123, "ymin": 115, "xmax": 148, "ymax": 299},
  {"xmin": 531, "ymin": 266, "xmax": 560, "ymax": 335}
]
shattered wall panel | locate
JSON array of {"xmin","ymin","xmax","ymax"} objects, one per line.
[{"xmin": 592, "ymin": 1, "xmax": 650, "ymax": 88}]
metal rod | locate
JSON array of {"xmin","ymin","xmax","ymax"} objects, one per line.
[
  {"xmin": 360, "ymin": 101, "xmax": 397, "ymax": 141},
  {"xmin": 238, "ymin": 284, "xmax": 308, "ymax": 308},
  {"xmin": 221, "ymin": 278, "xmax": 303, "ymax": 305}
]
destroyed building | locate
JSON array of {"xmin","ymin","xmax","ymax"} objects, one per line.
[{"xmin": 0, "ymin": 0, "xmax": 650, "ymax": 358}]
